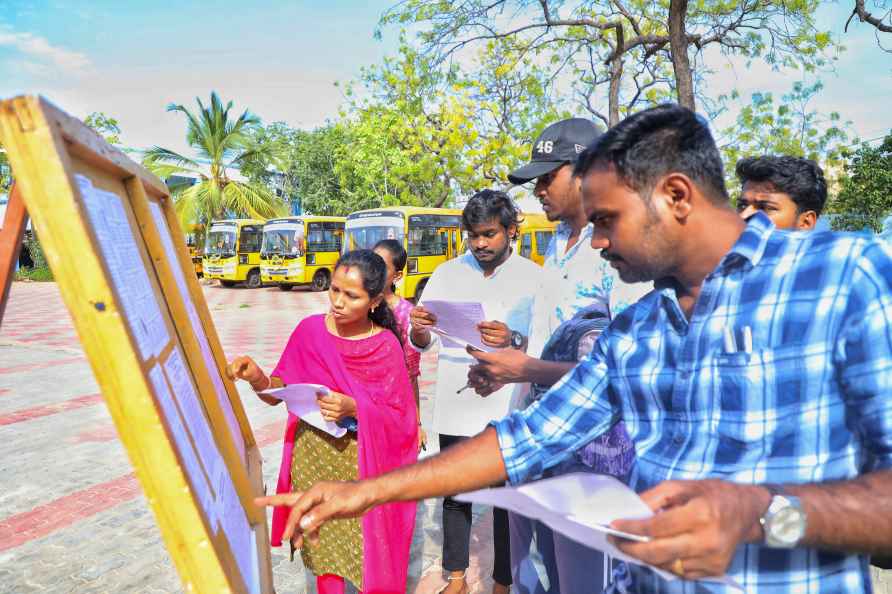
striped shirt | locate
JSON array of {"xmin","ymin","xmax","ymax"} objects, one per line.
[{"xmin": 493, "ymin": 213, "xmax": 892, "ymax": 593}]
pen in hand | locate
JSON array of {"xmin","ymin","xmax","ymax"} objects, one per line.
[{"xmin": 456, "ymin": 382, "xmax": 472, "ymax": 394}]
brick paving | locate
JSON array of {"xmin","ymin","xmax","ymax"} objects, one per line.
[{"xmin": 0, "ymin": 281, "xmax": 498, "ymax": 594}]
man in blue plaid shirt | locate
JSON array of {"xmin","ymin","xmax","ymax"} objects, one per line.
[{"xmin": 260, "ymin": 105, "xmax": 892, "ymax": 593}]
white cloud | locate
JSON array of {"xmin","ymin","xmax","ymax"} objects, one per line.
[{"xmin": 0, "ymin": 27, "xmax": 91, "ymax": 74}]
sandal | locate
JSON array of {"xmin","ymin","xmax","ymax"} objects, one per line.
[{"xmin": 437, "ymin": 570, "xmax": 469, "ymax": 594}]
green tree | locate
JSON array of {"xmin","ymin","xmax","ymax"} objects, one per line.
[
  {"xmin": 84, "ymin": 112, "xmax": 123, "ymax": 146},
  {"xmin": 243, "ymin": 122, "xmax": 352, "ymax": 215},
  {"xmin": 827, "ymin": 131, "xmax": 892, "ymax": 232},
  {"xmin": 382, "ymin": 0, "xmax": 836, "ymax": 124},
  {"xmin": 0, "ymin": 149, "xmax": 10, "ymax": 191},
  {"xmin": 334, "ymin": 39, "xmax": 563, "ymax": 209},
  {"xmin": 719, "ymin": 81, "xmax": 853, "ymax": 195},
  {"xmin": 142, "ymin": 92, "xmax": 288, "ymax": 232}
]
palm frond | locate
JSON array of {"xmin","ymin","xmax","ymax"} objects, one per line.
[
  {"xmin": 222, "ymin": 181, "xmax": 287, "ymax": 220},
  {"xmin": 143, "ymin": 146, "xmax": 201, "ymax": 169}
]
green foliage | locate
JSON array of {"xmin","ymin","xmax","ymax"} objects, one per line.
[
  {"xmin": 380, "ymin": 1, "xmax": 837, "ymax": 121},
  {"xmin": 719, "ymin": 81, "xmax": 853, "ymax": 196},
  {"xmin": 0, "ymin": 149, "xmax": 10, "ymax": 191},
  {"xmin": 24, "ymin": 232, "xmax": 48, "ymax": 269},
  {"xmin": 84, "ymin": 112, "xmax": 123, "ymax": 146},
  {"xmin": 827, "ymin": 132, "xmax": 892, "ymax": 232},
  {"xmin": 16, "ymin": 232, "xmax": 54, "ymax": 281},
  {"xmin": 244, "ymin": 122, "xmax": 352, "ymax": 215},
  {"xmin": 15, "ymin": 265, "xmax": 54, "ymax": 282},
  {"xmin": 333, "ymin": 39, "xmax": 564, "ymax": 209},
  {"xmin": 142, "ymin": 92, "xmax": 288, "ymax": 230}
]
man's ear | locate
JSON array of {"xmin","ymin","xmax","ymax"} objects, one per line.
[
  {"xmin": 655, "ymin": 173, "xmax": 695, "ymax": 221},
  {"xmin": 797, "ymin": 211, "xmax": 817, "ymax": 230},
  {"xmin": 507, "ymin": 224, "xmax": 518, "ymax": 241}
]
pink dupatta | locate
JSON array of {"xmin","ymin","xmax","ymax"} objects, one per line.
[{"xmin": 270, "ymin": 314, "xmax": 418, "ymax": 593}]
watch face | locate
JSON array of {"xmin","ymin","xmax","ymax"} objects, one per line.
[
  {"xmin": 771, "ymin": 506, "xmax": 806, "ymax": 545},
  {"xmin": 511, "ymin": 331, "xmax": 523, "ymax": 348}
]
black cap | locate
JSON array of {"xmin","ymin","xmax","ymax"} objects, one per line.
[{"xmin": 508, "ymin": 118, "xmax": 602, "ymax": 185}]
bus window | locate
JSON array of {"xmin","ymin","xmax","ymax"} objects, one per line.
[
  {"xmin": 346, "ymin": 225, "xmax": 404, "ymax": 252},
  {"xmin": 408, "ymin": 227, "xmax": 447, "ymax": 257},
  {"xmin": 535, "ymin": 230, "xmax": 553, "ymax": 256},
  {"xmin": 307, "ymin": 222, "xmax": 343, "ymax": 252},
  {"xmin": 520, "ymin": 232, "xmax": 533, "ymax": 259},
  {"xmin": 239, "ymin": 225, "xmax": 263, "ymax": 253},
  {"xmin": 206, "ymin": 227, "xmax": 237, "ymax": 256}
]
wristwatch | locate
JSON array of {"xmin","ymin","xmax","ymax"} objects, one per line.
[
  {"xmin": 759, "ymin": 484, "xmax": 807, "ymax": 548},
  {"xmin": 509, "ymin": 330, "xmax": 525, "ymax": 350}
]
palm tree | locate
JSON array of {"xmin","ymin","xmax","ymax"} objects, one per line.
[{"xmin": 143, "ymin": 92, "xmax": 287, "ymax": 236}]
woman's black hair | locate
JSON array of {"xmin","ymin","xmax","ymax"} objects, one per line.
[
  {"xmin": 373, "ymin": 239, "xmax": 408, "ymax": 270},
  {"xmin": 334, "ymin": 249, "xmax": 402, "ymax": 343}
]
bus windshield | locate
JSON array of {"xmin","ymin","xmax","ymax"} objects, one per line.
[
  {"xmin": 205, "ymin": 228, "xmax": 237, "ymax": 257},
  {"xmin": 262, "ymin": 224, "xmax": 303, "ymax": 258},
  {"xmin": 344, "ymin": 225, "xmax": 404, "ymax": 252}
]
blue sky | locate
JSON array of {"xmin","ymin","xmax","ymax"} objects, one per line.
[{"xmin": 1, "ymin": 0, "xmax": 890, "ymax": 158}]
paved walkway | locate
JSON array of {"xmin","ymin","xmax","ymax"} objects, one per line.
[{"xmin": 0, "ymin": 281, "xmax": 499, "ymax": 594}]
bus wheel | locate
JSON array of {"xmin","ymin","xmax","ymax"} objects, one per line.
[
  {"xmin": 220, "ymin": 280, "xmax": 236, "ymax": 288},
  {"xmin": 311, "ymin": 270, "xmax": 330, "ymax": 292},
  {"xmin": 278, "ymin": 284, "xmax": 294, "ymax": 291},
  {"xmin": 245, "ymin": 269, "xmax": 262, "ymax": 289}
]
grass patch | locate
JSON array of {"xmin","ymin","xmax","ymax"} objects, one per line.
[{"xmin": 15, "ymin": 266, "xmax": 54, "ymax": 282}]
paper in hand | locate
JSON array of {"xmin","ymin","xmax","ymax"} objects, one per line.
[
  {"xmin": 260, "ymin": 384, "xmax": 347, "ymax": 438},
  {"xmin": 457, "ymin": 473, "xmax": 742, "ymax": 590},
  {"xmin": 423, "ymin": 300, "xmax": 492, "ymax": 352}
]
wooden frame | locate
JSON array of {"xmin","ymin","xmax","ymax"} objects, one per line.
[{"xmin": 0, "ymin": 95, "xmax": 273, "ymax": 594}]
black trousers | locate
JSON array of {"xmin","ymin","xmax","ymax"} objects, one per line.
[{"xmin": 439, "ymin": 433, "xmax": 512, "ymax": 586}]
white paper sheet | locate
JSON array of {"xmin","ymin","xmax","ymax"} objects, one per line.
[
  {"xmin": 76, "ymin": 174, "xmax": 169, "ymax": 360},
  {"xmin": 457, "ymin": 473, "xmax": 742, "ymax": 590},
  {"xmin": 149, "ymin": 201, "xmax": 247, "ymax": 465},
  {"xmin": 260, "ymin": 384, "xmax": 347, "ymax": 438},
  {"xmin": 154, "ymin": 349, "xmax": 261, "ymax": 593},
  {"xmin": 422, "ymin": 300, "xmax": 492, "ymax": 351},
  {"xmin": 148, "ymin": 364, "xmax": 215, "ymax": 517}
]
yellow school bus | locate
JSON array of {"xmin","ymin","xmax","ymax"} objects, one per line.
[
  {"xmin": 260, "ymin": 216, "xmax": 346, "ymax": 291},
  {"xmin": 344, "ymin": 206, "xmax": 463, "ymax": 300},
  {"xmin": 202, "ymin": 219, "xmax": 265, "ymax": 288},
  {"xmin": 517, "ymin": 212, "xmax": 557, "ymax": 266}
]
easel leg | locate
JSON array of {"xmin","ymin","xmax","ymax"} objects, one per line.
[{"xmin": 0, "ymin": 183, "xmax": 29, "ymax": 327}]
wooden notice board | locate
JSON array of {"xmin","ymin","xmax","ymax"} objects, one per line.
[{"xmin": 0, "ymin": 95, "xmax": 274, "ymax": 594}]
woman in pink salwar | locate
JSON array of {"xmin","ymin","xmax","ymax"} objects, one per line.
[{"xmin": 229, "ymin": 250, "xmax": 418, "ymax": 594}]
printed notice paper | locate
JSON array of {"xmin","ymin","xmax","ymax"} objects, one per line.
[
  {"xmin": 261, "ymin": 384, "xmax": 347, "ymax": 438},
  {"xmin": 76, "ymin": 174, "xmax": 169, "ymax": 360},
  {"xmin": 457, "ymin": 473, "xmax": 742, "ymax": 590},
  {"xmin": 422, "ymin": 300, "xmax": 492, "ymax": 352},
  {"xmin": 148, "ymin": 201, "xmax": 247, "ymax": 465}
]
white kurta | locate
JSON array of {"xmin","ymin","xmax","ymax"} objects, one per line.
[{"xmin": 411, "ymin": 251, "xmax": 542, "ymax": 436}]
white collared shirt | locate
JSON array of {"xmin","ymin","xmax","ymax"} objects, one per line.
[
  {"xmin": 526, "ymin": 221, "xmax": 653, "ymax": 359},
  {"xmin": 411, "ymin": 251, "xmax": 542, "ymax": 436}
]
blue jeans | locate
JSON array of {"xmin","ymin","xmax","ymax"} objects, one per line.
[{"xmin": 509, "ymin": 460, "xmax": 622, "ymax": 594}]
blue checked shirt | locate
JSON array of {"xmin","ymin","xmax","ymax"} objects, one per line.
[{"xmin": 494, "ymin": 213, "xmax": 892, "ymax": 593}]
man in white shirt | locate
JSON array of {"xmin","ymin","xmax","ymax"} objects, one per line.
[{"xmin": 409, "ymin": 189, "xmax": 542, "ymax": 594}]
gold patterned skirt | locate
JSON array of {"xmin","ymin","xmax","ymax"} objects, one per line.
[{"xmin": 290, "ymin": 420, "xmax": 363, "ymax": 590}]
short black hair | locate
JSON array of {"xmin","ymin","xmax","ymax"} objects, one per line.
[
  {"xmin": 461, "ymin": 189, "xmax": 523, "ymax": 232},
  {"xmin": 735, "ymin": 156, "xmax": 828, "ymax": 216},
  {"xmin": 574, "ymin": 104, "xmax": 729, "ymax": 204},
  {"xmin": 373, "ymin": 238, "xmax": 407, "ymax": 270}
]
